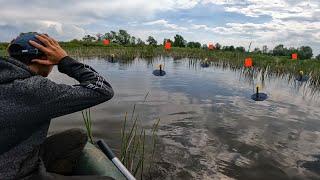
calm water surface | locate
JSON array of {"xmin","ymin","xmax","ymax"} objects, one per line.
[{"xmin": 49, "ymin": 57, "xmax": 320, "ymax": 180}]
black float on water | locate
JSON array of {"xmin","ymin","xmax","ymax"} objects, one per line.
[
  {"xmin": 251, "ymin": 86, "xmax": 268, "ymax": 101},
  {"xmin": 109, "ymin": 54, "xmax": 116, "ymax": 63},
  {"xmin": 153, "ymin": 64, "xmax": 166, "ymax": 76},
  {"xmin": 200, "ymin": 58, "xmax": 210, "ymax": 68},
  {"xmin": 295, "ymin": 71, "xmax": 309, "ymax": 82}
]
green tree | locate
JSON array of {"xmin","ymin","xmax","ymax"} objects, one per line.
[
  {"xmin": 147, "ymin": 36, "xmax": 157, "ymax": 46},
  {"xmin": 82, "ymin": 35, "xmax": 96, "ymax": 42},
  {"xmin": 273, "ymin": 44, "xmax": 288, "ymax": 56},
  {"xmin": 70, "ymin": 39, "xmax": 80, "ymax": 43},
  {"xmin": 298, "ymin": 46, "xmax": 313, "ymax": 59},
  {"xmin": 173, "ymin": 34, "xmax": 186, "ymax": 47},
  {"xmin": 215, "ymin": 43, "xmax": 221, "ymax": 50},
  {"xmin": 187, "ymin": 42, "xmax": 201, "ymax": 48},
  {"xmin": 236, "ymin": 46, "xmax": 245, "ymax": 52},
  {"xmin": 130, "ymin": 36, "xmax": 136, "ymax": 45},
  {"xmin": 136, "ymin": 38, "xmax": 145, "ymax": 46},
  {"xmin": 110, "ymin": 31, "xmax": 118, "ymax": 43},
  {"xmin": 222, "ymin": 46, "xmax": 235, "ymax": 51},
  {"xmin": 202, "ymin": 44, "xmax": 208, "ymax": 49},
  {"xmin": 316, "ymin": 54, "xmax": 320, "ymax": 60},
  {"xmin": 288, "ymin": 47, "xmax": 298, "ymax": 55},
  {"xmin": 96, "ymin": 33, "xmax": 103, "ymax": 41},
  {"xmin": 104, "ymin": 32, "xmax": 113, "ymax": 41},
  {"xmin": 163, "ymin": 38, "xmax": 173, "ymax": 45},
  {"xmin": 117, "ymin": 29, "xmax": 131, "ymax": 45},
  {"xmin": 262, "ymin": 45, "xmax": 268, "ymax": 54},
  {"xmin": 254, "ymin": 47, "xmax": 262, "ymax": 53}
]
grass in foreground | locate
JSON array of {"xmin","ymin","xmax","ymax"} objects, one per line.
[{"xmin": 81, "ymin": 93, "xmax": 160, "ymax": 179}]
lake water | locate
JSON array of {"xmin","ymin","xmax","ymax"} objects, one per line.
[{"xmin": 48, "ymin": 57, "xmax": 320, "ymax": 180}]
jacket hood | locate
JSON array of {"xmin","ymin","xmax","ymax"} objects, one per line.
[{"xmin": 0, "ymin": 57, "xmax": 35, "ymax": 84}]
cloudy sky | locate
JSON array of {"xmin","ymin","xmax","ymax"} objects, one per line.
[{"xmin": 0, "ymin": 0, "xmax": 319, "ymax": 54}]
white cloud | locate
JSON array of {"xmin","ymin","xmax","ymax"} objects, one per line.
[
  {"xmin": 203, "ymin": 0, "xmax": 319, "ymax": 20},
  {"xmin": 144, "ymin": 19, "xmax": 188, "ymax": 31},
  {"xmin": 0, "ymin": 0, "xmax": 319, "ymax": 54},
  {"xmin": 199, "ymin": 0, "xmax": 320, "ymax": 54},
  {"xmin": 191, "ymin": 24, "xmax": 210, "ymax": 31},
  {"xmin": 0, "ymin": 0, "xmax": 199, "ymax": 41}
]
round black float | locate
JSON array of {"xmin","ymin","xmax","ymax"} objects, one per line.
[
  {"xmin": 200, "ymin": 58, "xmax": 210, "ymax": 68},
  {"xmin": 153, "ymin": 64, "xmax": 166, "ymax": 76},
  {"xmin": 251, "ymin": 86, "xmax": 268, "ymax": 101},
  {"xmin": 200, "ymin": 62, "xmax": 210, "ymax": 68},
  {"xmin": 295, "ymin": 71, "xmax": 309, "ymax": 82},
  {"xmin": 108, "ymin": 54, "xmax": 116, "ymax": 63}
]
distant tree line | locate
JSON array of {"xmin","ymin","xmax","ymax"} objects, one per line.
[
  {"xmin": 272, "ymin": 44, "xmax": 313, "ymax": 59},
  {"xmin": 77, "ymin": 29, "xmax": 318, "ymax": 60}
]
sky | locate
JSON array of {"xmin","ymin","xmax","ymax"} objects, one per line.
[{"xmin": 0, "ymin": 0, "xmax": 319, "ymax": 55}]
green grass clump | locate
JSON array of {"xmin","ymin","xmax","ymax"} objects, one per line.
[
  {"xmin": 81, "ymin": 93, "xmax": 160, "ymax": 179},
  {"xmin": 82, "ymin": 109, "xmax": 94, "ymax": 144},
  {"xmin": 120, "ymin": 93, "xmax": 160, "ymax": 179}
]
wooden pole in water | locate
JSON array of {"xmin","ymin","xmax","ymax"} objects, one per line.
[{"xmin": 256, "ymin": 86, "xmax": 259, "ymax": 98}]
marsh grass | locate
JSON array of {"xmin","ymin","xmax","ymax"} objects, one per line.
[
  {"xmin": 82, "ymin": 109, "xmax": 94, "ymax": 144},
  {"xmin": 65, "ymin": 45, "xmax": 320, "ymax": 92},
  {"xmin": 120, "ymin": 93, "xmax": 160, "ymax": 179}
]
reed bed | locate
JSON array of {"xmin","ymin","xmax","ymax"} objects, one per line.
[{"xmin": 64, "ymin": 45, "xmax": 320, "ymax": 92}]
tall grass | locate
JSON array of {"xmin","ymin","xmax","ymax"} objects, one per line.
[
  {"xmin": 120, "ymin": 108, "xmax": 160, "ymax": 179},
  {"xmin": 80, "ymin": 94, "xmax": 161, "ymax": 179},
  {"xmin": 120, "ymin": 93, "xmax": 160, "ymax": 179},
  {"xmin": 82, "ymin": 109, "xmax": 94, "ymax": 144},
  {"xmin": 67, "ymin": 45, "xmax": 320, "ymax": 91}
]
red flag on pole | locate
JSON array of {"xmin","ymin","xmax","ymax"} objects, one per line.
[
  {"xmin": 165, "ymin": 41, "xmax": 171, "ymax": 50},
  {"xmin": 292, "ymin": 53, "xmax": 298, "ymax": 60},
  {"xmin": 103, "ymin": 39, "xmax": 110, "ymax": 46},
  {"xmin": 208, "ymin": 43, "xmax": 215, "ymax": 50},
  {"xmin": 245, "ymin": 57, "xmax": 253, "ymax": 68}
]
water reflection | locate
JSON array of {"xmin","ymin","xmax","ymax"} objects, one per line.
[{"xmin": 49, "ymin": 57, "xmax": 320, "ymax": 179}]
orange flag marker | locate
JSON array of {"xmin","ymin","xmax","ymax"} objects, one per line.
[
  {"xmin": 292, "ymin": 53, "xmax": 298, "ymax": 60},
  {"xmin": 165, "ymin": 41, "xmax": 171, "ymax": 50},
  {"xmin": 103, "ymin": 39, "xmax": 110, "ymax": 46},
  {"xmin": 208, "ymin": 43, "xmax": 215, "ymax": 50},
  {"xmin": 245, "ymin": 57, "xmax": 253, "ymax": 68}
]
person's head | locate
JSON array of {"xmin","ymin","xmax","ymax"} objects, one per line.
[{"xmin": 7, "ymin": 32, "xmax": 53, "ymax": 77}]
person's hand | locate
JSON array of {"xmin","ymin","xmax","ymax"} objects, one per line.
[{"xmin": 29, "ymin": 34, "xmax": 68, "ymax": 65}]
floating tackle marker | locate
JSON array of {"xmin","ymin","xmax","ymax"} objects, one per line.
[
  {"xmin": 108, "ymin": 54, "xmax": 116, "ymax": 63},
  {"xmin": 200, "ymin": 58, "xmax": 210, "ymax": 68},
  {"xmin": 251, "ymin": 85, "xmax": 268, "ymax": 101},
  {"xmin": 295, "ymin": 70, "xmax": 309, "ymax": 82},
  {"xmin": 153, "ymin": 64, "xmax": 166, "ymax": 76}
]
